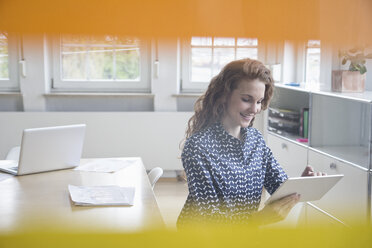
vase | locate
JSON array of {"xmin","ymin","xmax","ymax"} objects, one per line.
[{"xmin": 332, "ymin": 70, "xmax": 366, "ymax": 93}]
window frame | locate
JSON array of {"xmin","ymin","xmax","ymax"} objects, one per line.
[
  {"xmin": 51, "ymin": 35, "xmax": 151, "ymax": 93},
  {"xmin": 304, "ymin": 40, "xmax": 321, "ymax": 84},
  {"xmin": 181, "ymin": 37, "xmax": 259, "ymax": 93},
  {"xmin": 0, "ymin": 32, "xmax": 19, "ymax": 92}
]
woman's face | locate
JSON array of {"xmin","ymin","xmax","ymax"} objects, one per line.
[{"xmin": 223, "ymin": 79, "xmax": 266, "ymax": 129}]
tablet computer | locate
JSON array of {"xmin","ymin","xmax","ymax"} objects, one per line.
[{"xmin": 265, "ymin": 174, "xmax": 344, "ymax": 205}]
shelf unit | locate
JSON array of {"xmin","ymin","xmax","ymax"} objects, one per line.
[
  {"xmin": 269, "ymin": 84, "xmax": 310, "ymax": 146},
  {"xmin": 267, "ymin": 83, "xmax": 372, "ymax": 227}
]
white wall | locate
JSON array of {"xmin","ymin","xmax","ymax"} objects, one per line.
[
  {"xmin": 0, "ymin": 112, "xmax": 193, "ymax": 170},
  {"xmin": 151, "ymin": 38, "xmax": 180, "ymax": 111},
  {"xmin": 19, "ymin": 34, "xmax": 48, "ymax": 111},
  {"xmin": 282, "ymin": 41, "xmax": 297, "ymax": 84}
]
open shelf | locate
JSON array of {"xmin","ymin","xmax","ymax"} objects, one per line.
[{"xmin": 310, "ymin": 93, "xmax": 371, "ymax": 170}]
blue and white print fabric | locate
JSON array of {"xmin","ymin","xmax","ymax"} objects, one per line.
[{"xmin": 177, "ymin": 122, "xmax": 287, "ymax": 226}]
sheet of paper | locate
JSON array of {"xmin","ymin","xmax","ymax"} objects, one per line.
[
  {"xmin": 74, "ymin": 158, "xmax": 137, "ymax": 173},
  {"xmin": 68, "ymin": 185, "xmax": 135, "ymax": 206}
]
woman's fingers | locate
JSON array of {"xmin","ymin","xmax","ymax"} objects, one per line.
[
  {"xmin": 272, "ymin": 194, "xmax": 300, "ymax": 220},
  {"xmin": 301, "ymin": 166, "xmax": 314, "ymax": 176},
  {"xmin": 259, "ymin": 194, "xmax": 301, "ymax": 224},
  {"xmin": 302, "ymin": 165, "xmax": 327, "ymax": 177},
  {"xmin": 282, "ymin": 195, "xmax": 300, "ymax": 215},
  {"xmin": 271, "ymin": 193, "xmax": 300, "ymax": 208}
]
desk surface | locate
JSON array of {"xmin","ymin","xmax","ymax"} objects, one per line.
[{"xmin": 0, "ymin": 158, "xmax": 164, "ymax": 233}]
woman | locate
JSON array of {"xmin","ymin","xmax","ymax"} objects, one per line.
[{"xmin": 177, "ymin": 58, "xmax": 315, "ymax": 227}]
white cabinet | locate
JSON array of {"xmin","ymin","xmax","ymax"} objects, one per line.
[
  {"xmin": 304, "ymin": 203, "xmax": 345, "ymax": 227},
  {"xmin": 267, "ymin": 133, "xmax": 307, "ymax": 177},
  {"xmin": 267, "ymin": 84, "xmax": 372, "ymax": 227},
  {"xmin": 308, "ymin": 149, "xmax": 368, "ymax": 226}
]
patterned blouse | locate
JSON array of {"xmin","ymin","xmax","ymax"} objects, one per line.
[{"xmin": 177, "ymin": 122, "xmax": 287, "ymax": 226}]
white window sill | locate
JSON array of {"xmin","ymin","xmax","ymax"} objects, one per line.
[
  {"xmin": 44, "ymin": 92, "xmax": 155, "ymax": 98},
  {"xmin": 172, "ymin": 93, "xmax": 202, "ymax": 98},
  {"xmin": 0, "ymin": 92, "xmax": 22, "ymax": 96}
]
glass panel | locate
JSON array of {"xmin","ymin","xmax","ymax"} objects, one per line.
[
  {"xmin": 116, "ymin": 48, "xmax": 140, "ymax": 80},
  {"xmin": 191, "ymin": 47, "xmax": 212, "ymax": 82},
  {"xmin": 60, "ymin": 34, "xmax": 142, "ymax": 81},
  {"xmin": 0, "ymin": 32, "xmax": 7, "ymax": 40},
  {"xmin": 237, "ymin": 38, "xmax": 258, "ymax": 46},
  {"xmin": 0, "ymin": 32, "xmax": 9, "ymax": 79},
  {"xmin": 0, "ymin": 55, "xmax": 9, "ymax": 79},
  {"xmin": 306, "ymin": 47, "xmax": 320, "ymax": 83},
  {"xmin": 88, "ymin": 46, "xmax": 114, "ymax": 80},
  {"xmin": 307, "ymin": 40, "xmax": 320, "ymax": 47},
  {"xmin": 212, "ymin": 48, "xmax": 234, "ymax": 76},
  {"xmin": 89, "ymin": 35, "xmax": 114, "ymax": 46},
  {"xmin": 61, "ymin": 46, "xmax": 86, "ymax": 80},
  {"xmin": 114, "ymin": 36, "xmax": 140, "ymax": 46},
  {"xmin": 187, "ymin": 36, "xmax": 259, "ymax": 90},
  {"xmin": 213, "ymin": 37, "xmax": 235, "ymax": 46},
  {"xmin": 236, "ymin": 48, "xmax": 258, "ymax": 60},
  {"xmin": 191, "ymin": 37, "xmax": 212, "ymax": 46},
  {"xmin": 61, "ymin": 34, "xmax": 89, "ymax": 45}
]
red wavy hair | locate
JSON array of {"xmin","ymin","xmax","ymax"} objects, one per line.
[{"xmin": 185, "ymin": 58, "xmax": 274, "ymax": 139}]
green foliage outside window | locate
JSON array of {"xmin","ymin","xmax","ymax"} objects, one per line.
[
  {"xmin": 61, "ymin": 35, "xmax": 140, "ymax": 81},
  {"xmin": 0, "ymin": 32, "xmax": 9, "ymax": 79}
]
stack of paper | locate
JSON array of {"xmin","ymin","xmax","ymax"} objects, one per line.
[{"xmin": 68, "ymin": 185, "xmax": 135, "ymax": 206}]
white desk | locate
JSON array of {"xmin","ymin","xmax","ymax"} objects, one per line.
[{"xmin": 0, "ymin": 157, "xmax": 164, "ymax": 233}]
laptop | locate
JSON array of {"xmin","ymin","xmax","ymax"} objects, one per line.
[{"xmin": 0, "ymin": 124, "xmax": 86, "ymax": 176}]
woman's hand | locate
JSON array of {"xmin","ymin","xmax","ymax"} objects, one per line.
[
  {"xmin": 252, "ymin": 194, "xmax": 300, "ymax": 225},
  {"xmin": 301, "ymin": 165, "xmax": 326, "ymax": 177}
]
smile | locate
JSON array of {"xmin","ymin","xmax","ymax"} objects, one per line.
[{"xmin": 240, "ymin": 113, "xmax": 254, "ymax": 120}]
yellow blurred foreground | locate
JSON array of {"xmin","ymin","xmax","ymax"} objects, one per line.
[{"xmin": 1, "ymin": 225, "xmax": 372, "ymax": 248}]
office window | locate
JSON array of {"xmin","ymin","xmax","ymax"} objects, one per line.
[
  {"xmin": 52, "ymin": 34, "xmax": 150, "ymax": 92},
  {"xmin": 0, "ymin": 33, "xmax": 9, "ymax": 79},
  {"xmin": 305, "ymin": 40, "xmax": 321, "ymax": 84},
  {"xmin": 182, "ymin": 37, "xmax": 258, "ymax": 92},
  {"xmin": 0, "ymin": 32, "xmax": 19, "ymax": 91}
]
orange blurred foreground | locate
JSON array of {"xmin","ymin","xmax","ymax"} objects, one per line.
[{"xmin": 0, "ymin": 0, "xmax": 371, "ymax": 46}]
